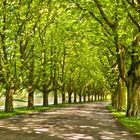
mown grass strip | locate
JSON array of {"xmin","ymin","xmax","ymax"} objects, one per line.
[
  {"xmin": 0, "ymin": 101, "xmax": 94, "ymax": 119},
  {"xmin": 107, "ymin": 105, "xmax": 140, "ymax": 137},
  {"xmin": 0, "ymin": 101, "xmax": 108, "ymax": 119},
  {"xmin": 0, "ymin": 103, "xmax": 71, "ymax": 119}
]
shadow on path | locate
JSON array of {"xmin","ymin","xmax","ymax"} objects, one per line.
[{"xmin": 0, "ymin": 102, "xmax": 139, "ymax": 140}]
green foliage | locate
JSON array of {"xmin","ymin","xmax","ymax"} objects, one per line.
[{"xmin": 0, "ymin": 0, "xmax": 139, "ymax": 116}]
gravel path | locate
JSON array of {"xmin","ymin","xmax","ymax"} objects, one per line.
[{"xmin": 0, "ymin": 102, "xmax": 139, "ymax": 140}]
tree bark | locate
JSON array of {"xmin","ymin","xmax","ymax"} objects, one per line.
[
  {"xmin": 91, "ymin": 94, "xmax": 94, "ymax": 101},
  {"xmin": 5, "ymin": 87, "xmax": 14, "ymax": 112},
  {"xmin": 62, "ymin": 86, "xmax": 66, "ymax": 104},
  {"xmin": 68, "ymin": 92, "xmax": 72, "ymax": 103},
  {"xmin": 62, "ymin": 93, "xmax": 65, "ymax": 103},
  {"xmin": 118, "ymin": 78, "xmax": 126, "ymax": 111},
  {"xmin": 88, "ymin": 93, "xmax": 90, "ymax": 102},
  {"xmin": 97, "ymin": 93, "xmax": 100, "ymax": 101},
  {"xmin": 95, "ymin": 94, "xmax": 97, "ymax": 101},
  {"xmin": 53, "ymin": 64, "xmax": 58, "ymax": 105},
  {"xmin": 28, "ymin": 86, "xmax": 34, "ymax": 109},
  {"xmin": 112, "ymin": 91, "xmax": 118, "ymax": 109},
  {"xmin": 126, "ymin": 31, "xmax": 140, "ymax": 117},
  {"xmin": 43, "ymin": 84, "xmax": 49, "ymax": 106},
  {"xmin": 114, "ymin": 28, "xmax": 127, "ymax": 111},
  {"xmin": 127, "ymin": 77, "xmax": 140, "ymax": 117},
  {"xmin": 78, "ymin": 93, "xmax": 82, "ymax": 102},
  {"xmin": 74, "ymin": 90, "xmax": 77, "ymax": 103},
  {"xmin": 126, "ymin": 65, "xmax": 140, "ymax": 117},
  {"xmin": 54, "ymin": 89, "xmax": 58, "ymax": 105},
  {"xmin": 61, "ymin": 45, "xmax": 66, "ymax": 104},
  {"xmin": 83, "ymin": 93, "xmax": 86, "ymax": 102}
]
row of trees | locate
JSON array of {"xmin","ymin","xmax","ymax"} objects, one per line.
[
  {"xmin": 0, "ymin": 0, "xmax": 108, "ymax": 112},
  {"xmin": 0, "ymin": 0, "xmax": 140, "ymax": 117},
  {"xmin": 73, "ymin": 0, "xmax": 140, "ymax": 117}
]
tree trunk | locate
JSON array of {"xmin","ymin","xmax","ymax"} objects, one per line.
[
  {"xmin": 126, "ymin": 76, "xmax": 140, "ymax": 117},
  {"xmin": 2, "ymin": 0, "xmax": 14, "ymax": 113},
  {"xmin": 118, "ymin": 78, "xmax": 126, "ymax": 111},
  {"xmin": 88, "ymin": 94, "xmax": 90, "ymax": 102},
  {"xmin": 67, "ymin": 77, "xmax": 72, "ymax": 104},
  {"xmin": 53, "ymin": 66, "xmax": 58, "ymax": 105},
  {"xmin": 43, "ymin": 84, "xmax": 49, "ymax": 106},
  {"xmin": 74, "ymin": 90, "xmax": 77, "ymax": 103},
  {"xmin": 126, "ymin": 31, "xmax": 140, "ymax": 117},
  {"xmin": 62, "ymin": 82, "xmax": 65, "ymax": 104},
  {"xmin": 28, "ymin": 86, "xmax": 34, "ymax": 109},
  {"xmin": 91, "ymin": 94, "xmax": 94, "ymax": 101},
  {"xmin": 54, "ymin": 89, "xmax": 58, "ymax": 105},
  {"xmin": 112, "ymin": 92, "xmax": 118, "ymax": 109},
  {"xmin": 43, "ymin": 92, "xmax": 48, "ymax": 106},
  {"xmin": 101, "ymin": 94, "xmax": 103, "ymax": 101},
  {"xmin": 113, "ymin": 23, "xmax": 127, "ymax": 111},
  {"xmin": 83, "ymin": 93, "xmax": 86, "ymax": 102},
  {"xmin": 68, "ymin": 92, "xmax": 72, "ymax": 103},
  {"xmin": 62, "ymin": 91, "xmax": 65, "ymax": 104},
  {"xmin": 97, "ymin": 93, "xmax": 100, "ymax": 101},
  {"xmin": 5, "ymin": 87, "xmax": 14, "ymax": 112},
  {"xmin": 95, "ymin": 94, "xmax": 97, "ymax": 101},
  {"xmin": 53, "ymin": 60, "xmax": 58, "ymax": 105},
  {"xmin": 61, "ymin": 45, "xmax": 66, "ymax": 104},
  {"xmin": 28, "ymin": 44, "xmax": 34, "ymax": 109},
  {"xmin": 78, "ymin": 93, "xmax": 82, "ymax": 102}
]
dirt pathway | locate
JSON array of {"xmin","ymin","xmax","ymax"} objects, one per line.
[{"xmin": 0, "ymin": 102, "xmax": 139, "ymax": 140}]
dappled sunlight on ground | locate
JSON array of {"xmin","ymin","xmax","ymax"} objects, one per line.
[{"xmin": 0, "ymin": 102, "xmax": 139, "ymax": 140}]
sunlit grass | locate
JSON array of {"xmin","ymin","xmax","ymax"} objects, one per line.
[
  {"xmin": 0, "ymin": 103, "xmax": 70, "ymax": 119},
  {"xmin": 0, "ymin": 100, "xmax": 110, "ymax": 119},
  {"xmin": 107, "ymin": 105, "xmax": 140, "ymax": 137},
  {"xmin": 0, "ymin": 100, "xmax": 103, "ymax": 119}
]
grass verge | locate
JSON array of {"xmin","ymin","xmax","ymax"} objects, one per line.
[
  {"xmin": 0, "ymin": 101, "xmax": 94, "ymax": 119},
  {"xmin": 0, "ymin": 103, "xmax": 70, "ymax": 119},
  {"xmin": 107, "ymin": 104, "xmax": 140, "ymax": 137}
]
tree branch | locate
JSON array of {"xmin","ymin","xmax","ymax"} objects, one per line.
[
  {"xmin": 122, "ymin": 0, "xmax": 140, "ymax": 31},
  {"xmin": 74, "ymin": 1, "xmax": 111, "ymax": 35},
  {"xmin": 125, "ymin": 0, "xmax": 138, "ymax": 8},
  {"xmin": 93, "ymin": 0, "xmax": 115, "ymax": 29}
]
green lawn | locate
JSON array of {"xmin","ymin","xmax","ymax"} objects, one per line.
[
  {"xmin": 0, "ymin": 101, "xmax": 97, "ymax": 119},
  {"xmin": 0, "ymin": 104, "xmax": 70, "ymax": 119},
  {"xmin": 107, "ymin": 105, "xmax": 140, "ymax": 137}
]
